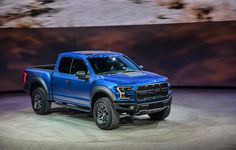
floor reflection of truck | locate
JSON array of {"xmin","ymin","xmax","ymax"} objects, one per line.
[{"xmin": 24, "ymin": 51, "xmax": 172, "ymax": 130}]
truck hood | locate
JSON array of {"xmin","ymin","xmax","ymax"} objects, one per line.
[{"xmin": 99, "ymin": 71, "xmax": 167, "ymax": 85}]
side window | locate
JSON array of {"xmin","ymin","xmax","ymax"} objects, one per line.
[
  {"xmin": 71, "ymin": 58, "xmax": 88, "ymax": 74},
  {"xmin": 58, "ymin": 57, "xmax": 73, "ymax": 73}
]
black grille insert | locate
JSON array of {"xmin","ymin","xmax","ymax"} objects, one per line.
[{"xmin": 136, "ymin": 82, "xmax": 168, "ymax": 100}]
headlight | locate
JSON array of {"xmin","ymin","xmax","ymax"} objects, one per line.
[{"xmin": 117, "ymin": 86, "xmax": 131, "ymax": 99}]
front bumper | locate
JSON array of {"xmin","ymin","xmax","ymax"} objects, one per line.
[{"xmin": 113, "ymin": 95, "xmax": 172, "ymax": 115}]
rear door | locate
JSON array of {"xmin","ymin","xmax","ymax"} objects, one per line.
[{"xmin": 52, "ymin": 56, "xmax": 74, "ymax": 103}]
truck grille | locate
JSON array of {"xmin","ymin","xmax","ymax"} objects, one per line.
[{"xmin": 136, "ymin": 82, "xmax": 168, "ymax": 100}]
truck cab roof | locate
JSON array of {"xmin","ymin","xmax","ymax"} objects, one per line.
[{"xmin": 61, "ymin": 50, "xmax": 124, "ymax": 58}]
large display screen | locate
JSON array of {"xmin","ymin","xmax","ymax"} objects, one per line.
[
  {"xmin": 0, "ymin": 21, "xmax": 236, "ymax": 91},
  {"xmin": 0, "ymin": 0, "xmax": 236, "ymax": 28}
]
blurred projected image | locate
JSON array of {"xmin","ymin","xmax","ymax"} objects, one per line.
[
  {"xmin": 0, "ymin": 21, "xmax": 236, "ymax": 91},
  {"xmin": 0, "ymin": 0, "xmax": 236, "ymax": 28}
]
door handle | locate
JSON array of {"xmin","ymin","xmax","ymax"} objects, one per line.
[{"xmin": 65, "ymin": 79, "xmax": 71, "ymax": 84}]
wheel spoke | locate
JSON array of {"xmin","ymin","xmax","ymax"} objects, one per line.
[
  {"xmin": 97, "ymin": 105, "xmax": 109, "ymax": 125},
  {"xmin": 33, "ymin": 93, "xmax": 42, "ymax": 110}
]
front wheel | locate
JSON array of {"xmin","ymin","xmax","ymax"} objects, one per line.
[
  {"xmin": 148, "ymin": 106, "xmax": 171, "ymax": 120},
  {"xmin": 31, "ymin": 87, "xmax": 51, "ymax": 115},
  {"xmin": 93, "ymin": 97, "xmax": 120, "ymax": 130}
]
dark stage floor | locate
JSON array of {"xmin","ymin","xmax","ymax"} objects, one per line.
[{"xmin": 0, "ymin": 89, "xmax": 236, "ymax": 150}]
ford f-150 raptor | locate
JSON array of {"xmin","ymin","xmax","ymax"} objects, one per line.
[{"xmin": 24, "ymin": 51, "xmax": 172, "ymax": 130}]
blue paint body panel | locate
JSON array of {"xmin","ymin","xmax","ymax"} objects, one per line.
[{"xmin": 24, "ymin": 51, "xmax": 172, "ymax": 111}]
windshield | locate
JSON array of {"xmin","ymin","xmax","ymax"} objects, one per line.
[{"xmin": 87, "ymin": 55, "xmax": 140, "ymax": 75}]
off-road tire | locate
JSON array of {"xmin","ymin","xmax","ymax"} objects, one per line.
[
  {"xmin": 93, "ymin": 97, "xmax": 120, "ymax": 130},
  {"xmin": 31, "ymin": 87, "xmax": 51, "ymax": 115}
]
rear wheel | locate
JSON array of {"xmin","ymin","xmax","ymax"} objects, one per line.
[
  {"xmin": 93, "ymin": 97, "xmax": 119, "ymax": 130},
  {"xmin": 31, "ymin": 87, "xmax": 51, "ymax": 115},
  {"xmin": 148, "ymin": 106, "xmax": 171, "ymax": 120}
]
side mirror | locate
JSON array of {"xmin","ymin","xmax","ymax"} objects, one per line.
[
  {"xmin": 75, "ymin": 71, "xmax": 90, "ymax": 80},
  {"xmin": 139, "ymin": 65, "xmax": 144, "ymax": 70}
]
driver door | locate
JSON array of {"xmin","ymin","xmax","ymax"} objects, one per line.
[
  {"xmin": 53, "ymin": 57, "xmax": 91, "ymax": 108},
  {"xmin": 66, "ymin": 58, "xmax": 91, "ymax": 108}
]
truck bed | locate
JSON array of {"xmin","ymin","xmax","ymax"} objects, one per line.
[
  {"xmin": 30, "ymin": 64, "xmax": 55, "ymax": 71},
  {"xmin": 24, "ymin": 64, "xmax": 55, "ymax": 97}
]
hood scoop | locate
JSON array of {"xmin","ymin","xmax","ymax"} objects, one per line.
[{"xmin": 100, "ymin": 71, "xmax": 166, "ymax": 85}]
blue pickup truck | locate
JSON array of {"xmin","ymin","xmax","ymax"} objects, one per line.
[{"xmin": 24, "ymin": 51, "xmax": 172, "ymax": 130}]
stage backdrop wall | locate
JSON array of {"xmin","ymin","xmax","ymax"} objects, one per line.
[{"xmin": 0, "ymin": 21, "xmax": 236, "ymax": 91}]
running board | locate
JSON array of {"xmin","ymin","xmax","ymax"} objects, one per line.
[{"xmin": 55, "ymin": 102, "xmax": 91, "ymax": 113}]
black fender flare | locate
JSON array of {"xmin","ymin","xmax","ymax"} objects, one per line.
[
  {"xmin": 30, "ymin": 77, "xmax": 49, "ymax": 98},
  {"xmin": 91, "ymin": 86, "xmax": 116, "ymax": 107}
]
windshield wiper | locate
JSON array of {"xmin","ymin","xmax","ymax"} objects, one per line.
[
  {"xmin": 98, "ymin": 70, "xmax": 137, "ymax": 75},
  {"xmin": 121, "ymin": 70, "xmax": 137, "ymax": 73},
  {"xmin": 97, "ymin": 71, "xmax": 119, "ymax": 75}
]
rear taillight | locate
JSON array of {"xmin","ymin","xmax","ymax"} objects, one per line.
[{"xmin": 23, "ymin": 72, "xmax": 27, "ymax": 84}]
